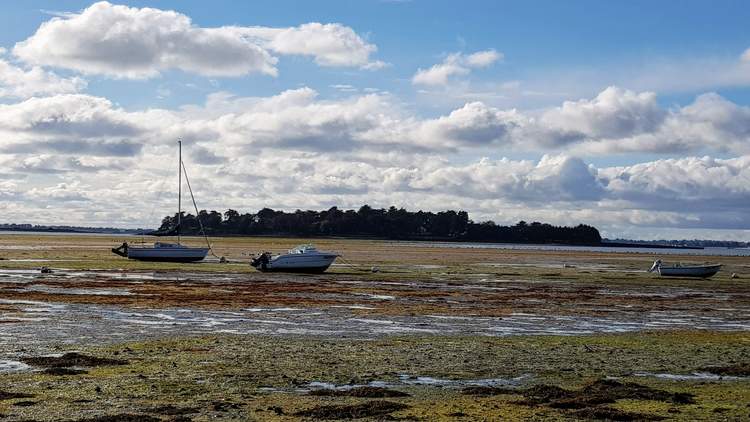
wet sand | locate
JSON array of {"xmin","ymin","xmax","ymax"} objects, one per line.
[{"xmin": 0, "ymin": 234, "xmax": 749, "ymax": 420}]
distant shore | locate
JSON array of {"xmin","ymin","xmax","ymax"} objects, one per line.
[{"xmin": 0, "ymin": 228, "xmax": 722, "ymax": 250}]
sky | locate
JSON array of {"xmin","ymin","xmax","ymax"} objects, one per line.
[{"xmin": 0, "ymin": 1, "xmax": 749, "ymax": 240}]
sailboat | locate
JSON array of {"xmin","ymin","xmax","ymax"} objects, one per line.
[{"xmin": 112, "ymin": 141, "xmax": 209, "ymax": 262}]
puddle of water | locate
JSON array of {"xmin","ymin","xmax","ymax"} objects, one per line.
[
  {"xmin": 244, "ymin": 307, "xmax": 303, "ymax": 313},
  {"xmin": 353, "ymin": 293, "xmax": 396, "ymax": 300},
  {"xmin": 0, "ymin": 360, "xmax": 30, "ymax": 373},
  {"xmin": 633, "ymin": 372, "xmax": 748, "ymax": 381},
  {"xmin": 397, "ymin": 374, "xmax": 531, "ymax": 387},
  {"xmin": 331, "ymin": 305, "xmax": 377, "ymax": 310},
  {"xmin": 259, "ymin": 373, "xmax": 532, "ymax": 394}
]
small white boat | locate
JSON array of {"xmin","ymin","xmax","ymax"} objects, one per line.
[
  {"xmin": 648, "ymin": 259, "xmax": 722, "ymax": 278},
  {"xmin": 251, "ymin": 244, "xmax": 338, "ymax": 273},
  {"xmin": 112, "ymin": 141, "xmax": 210, "ymax": 262}
]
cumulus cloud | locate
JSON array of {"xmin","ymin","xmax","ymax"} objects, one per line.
[
  {"xmin": 415, "ymin": 102, "xmax": 523, "ymax": 148},
  {"xmin": 412, "ymin": 49, "xmax": 502, "ymax": 86},
  {"xmin": 540, "ymin": 86, "xmax": 665, "ymax": 140},
  {"xmin": 0, "ymin": 58, "xmax": 86, "ymax": 99},
  {"xmin": 3, "ymin": 86, "xmax": 749, "ymax": 162},
  {"xmin": 1, "ymin": 84, "xmax": 749, "ymax": 238},
  {"xmin": 742, "ymin": 48, "xmax": 750, "ymax": 63},
  {"xmin": 564, "ymin": 90, "xmax": 750, "ymax": 155},
  {"xmin": 242, "ymin": 23, "xmax": 385, "ymax": 69},
  {"xmin": 600, "ymin": 155, "xmax": 750, "ymax": 212},
  {"xmin": 13, "ymin": 2, "xmax": 381, "ymax": 79},
  {"xmin": 0, "ymin": 94, "xmax": 153, "ymax": 158}
]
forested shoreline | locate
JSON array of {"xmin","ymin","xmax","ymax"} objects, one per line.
[{"xmin": 155, "ymin": 205, "xmax": 603, "ymax": 245}]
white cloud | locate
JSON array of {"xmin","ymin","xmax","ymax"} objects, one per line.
[
  {"xmin": 13, "ymin": 2, "xmax": 382, "ymax": 79},
  {"xmin": 1, "ymin": 86, "xmax": 749, "ymax": 238},
  {"xmin": 0, "ymin": 94, "xmax": 156, "ymax": 157},
  {"xmin": 540, "ymin": 87, "xmax": 665, "ymax": 140},
  {"xmin": 3, "ymin": 86, "xmax": 749, "ymax": 162},
  {"xmin": 415, "ymin": 102, "xmax": 523, "ymax": 148},
  {"xmin": 242, "ymin": 22, "xmax": 384, "ymax": 69},
  {"xmin": 740, "ymin": 47, "xmax": 750, "ymax": 63},
  {"xmin": 464, "ymin": 49, "xmax": 502, "ymax": 67},
  {"xmin": 0, "ymin": 58, "xmax": 86, "ymax": 99},
  {"xmin": 565, "ymin": 91, "xmax": 750, "ymax": 155},
  {"xmin": 330, "ymin": 84, "xmax": 358, "ymax": 93},
  {"xmin": 412, "ymin": 49, "xmax": 502, "ymax": 86}
]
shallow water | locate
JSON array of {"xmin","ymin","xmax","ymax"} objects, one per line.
[
  {"xmin": 2, "ymin": 297, "xmax": 749, "ymax": 363},
  {"xmin": 258, "ymin": 374, "xmax": 533, "ymax": 393},
  {"xmin": 633, "ymin": 372, "xmax": 749, "ymax": 381},
  {"xmin": 400, "ymin": 242, "xmax": 750, "ymax": 257},
  {"xmin": 1, "ymin": 265, "xmax": 749, "ymax": 368},
  {"xmin": 0, "ymin": 360, "xmax": 30, "ymax": 373}
]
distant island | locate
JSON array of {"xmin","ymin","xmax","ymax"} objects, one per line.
[
  {"xmin": 151, "ymin": 206, "xmax": 748, "ymax": 248},
  {"xmin": 154, "ymin": 206, "xmax": 603, "ymax": 245}
]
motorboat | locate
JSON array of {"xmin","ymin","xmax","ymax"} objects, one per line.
[
  {"xmin": 251, "ymin": 244, "xmax": 338, "ymax": 273},
  {"xmin": 648, "ymin": 259, "xmax": 722, "ymax": 278},
  {"xmin": 112, "ymin": 141, "xmax": 210, "ymax": 262}
]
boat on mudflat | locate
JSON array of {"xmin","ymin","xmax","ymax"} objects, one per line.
[
  {"xmin": 112, "ymin": 241, "xmax": 208, "ymax": 262},
  {"xmin": 648, "ymin": 259, "xmax": 722, "ymax": 278},
  {"xmin": 112, "ymin": 140, "xmax": 210, "ymax": 262},
  {"xmin": 251, "ymin": 244, "xmax": 338, "ymax": 273}
]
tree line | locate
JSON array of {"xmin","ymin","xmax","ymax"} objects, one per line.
[{"xmin": 156, "ymin": 205, "xmax": 602, "ymax": 245}]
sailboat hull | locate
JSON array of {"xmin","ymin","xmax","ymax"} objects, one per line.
[{"xmin": 127, "ymin": 246, "xmax": 209, "ymax": 262}]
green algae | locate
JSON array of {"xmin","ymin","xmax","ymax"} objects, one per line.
[{"xmin": 0, "ymin": 331, "xmax": 748, "ymax": 420}]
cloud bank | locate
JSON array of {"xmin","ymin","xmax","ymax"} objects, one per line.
[{"xmin": 1, "ymin": 85, "xmax": 749, "ymax": 238}]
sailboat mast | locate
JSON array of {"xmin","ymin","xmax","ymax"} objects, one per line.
[{"xmin": 177, "ymin": 140, "xmax": 181, "ymax": 245}]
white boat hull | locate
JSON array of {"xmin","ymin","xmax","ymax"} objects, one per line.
[
  {"xmin": 261, "ymin": 254, "xmax": 337, "ymax": 273},
  {"xmin": 252, "ymin": 244, "xmax": 338, "ymax": 273}
]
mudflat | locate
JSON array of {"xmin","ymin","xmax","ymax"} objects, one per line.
[{"xmin": 0, "ymin": 234, "xmax": 749, "ymax": 420}]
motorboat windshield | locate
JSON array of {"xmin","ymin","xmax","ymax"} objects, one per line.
[{"xmin": 289, "ymin": 244, "xmax": 318, "ymax": 254}]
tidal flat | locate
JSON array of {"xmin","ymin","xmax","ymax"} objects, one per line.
[{"xmin": 0, "ymin": 234, "xmax": 749, "ymax": 420}]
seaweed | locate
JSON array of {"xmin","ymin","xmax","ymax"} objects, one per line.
[
  {"xmin": 516, "ymin": 379, "xmax": 694, "ymax": 408},
  {"xmin": 145, "ymin": 405, "xmax": 199, "ymax": 415},
  {"xmin": 73, "ymin": 415, "xmax": 162, "ymax": 422},
  {"xmin": 44, "ymin": 367, "xmax": 88, "ymax": 376},
  {"xmin": 22, "ymin": 352, "xmax": 128, "ymax": 368},
  {"xmin": 0, "ymin": 391, "xmax": 34, "ymax": 400},
  {"xmin": 569, "ymin": 406, "xmax": 666, "ymax": 421},
  {"xmin": 295, "ymin": 400, "xmax": 409, "ymax": 419},
  {"xmin": 309, "ymin": 386, "xmax": 410, "ymax": 398},
  {"xmin": 701, "ymin": 363, "xmax": 750, "ymax": 376},
  {"xmin": 461, "ymin": 386, "xmax": 518, "ymax": 396}
]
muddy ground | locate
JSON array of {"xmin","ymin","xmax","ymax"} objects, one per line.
[{"xmin": 0, "ymin": 234, "xmax": 749, "ymax": 420}]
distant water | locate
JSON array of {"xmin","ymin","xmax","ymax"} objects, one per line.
[
  {"xmin": 0, "ymin": 230, "xmax": 136, "ymax": 237},
  {"xmin": 1, "ymin": 231, "xmax": 747, "ymax": 257},
  {"xmin": 397, "ymin": 241, "xmax": 750, "ymax": 257}
]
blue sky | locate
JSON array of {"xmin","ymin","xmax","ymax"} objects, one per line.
[
  {"xmin": 0, "ymin": 1, "xmax": 749, "ymax": 240},
  {"xmin": 3, "ymin": 1, "xmax": 749, "ymax": 110}
]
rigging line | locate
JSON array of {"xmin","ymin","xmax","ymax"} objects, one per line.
[
  {"xmin": 141, "ymin": 176, "xmax": 168, "ymax": 244},
  {"xmin": 181, "ymin": 159, "xmax": 220, "ymax": 259}
]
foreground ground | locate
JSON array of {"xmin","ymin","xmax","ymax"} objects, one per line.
[{"xmin": 0, "ymin": 234, "xmax": 749, "ymax": 420}]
